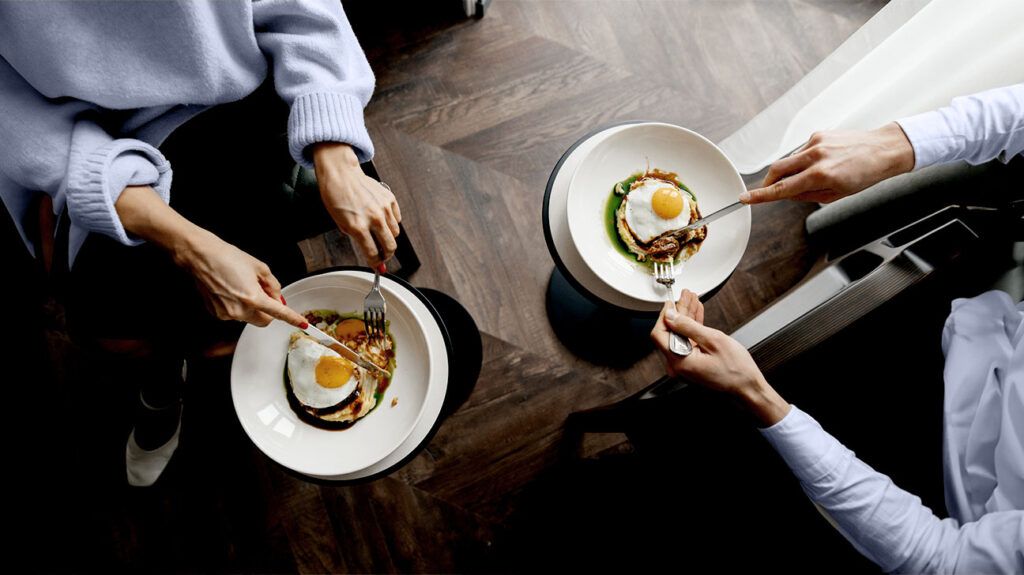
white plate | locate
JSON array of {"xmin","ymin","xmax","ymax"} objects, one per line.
[
  {"xmin": 566, "ymin": 123, "xmax": 751, "ymax": 302},
  {"xmin": 231, "ymin": 271, "xmax": 437, "ymax": 477}
]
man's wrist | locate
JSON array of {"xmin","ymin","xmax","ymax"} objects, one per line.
[
  {"xmin": 737, "ymin": 378, "xmax": 791, "ymax": 427},
  {"xmin": 878, "ymin": 122, "xmax": 916, "ymax": 177}
]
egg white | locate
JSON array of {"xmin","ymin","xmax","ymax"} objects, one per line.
[
  {"xmin": 623, "ymin": 178, "xmax": 691, "ymax": 243},
  {"xmin": 286, "ymin": 337, "xmax": 360, "ymax": 409}
]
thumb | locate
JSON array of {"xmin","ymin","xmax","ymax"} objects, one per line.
[{"xmin": 664, "ymin": 312, "xmax": 715, "ymax": 347}]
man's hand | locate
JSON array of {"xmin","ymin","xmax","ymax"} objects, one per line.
[
  {"xmin": 740, "ymin": 122, "xmax": 915, "ymax": 205},
  {"xmin": 313, "ymin": 142, "xmax": 401, "ymax": 266},
  {"xmin": 650, "ymin": 289, "xmax": 790, "ymax": 427}
]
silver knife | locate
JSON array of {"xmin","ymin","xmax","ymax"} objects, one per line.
[
  {"xmin": 302, "ymin": 323, "xmax": 390, "ymax": 377},
  {"xmin": 675, "ymin": 200, "xmax": 745, "ymax": 233}
]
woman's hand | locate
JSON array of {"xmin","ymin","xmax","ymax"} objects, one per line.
[
  {"xmin": 313, "ymin": 142, "xmax": 401, "ymax": 266},
  {"xmin": 740, "ymin": 122, "xmax": 915, "ymax": 205},
  {"xmin": 650, "ymin": 289, "xmax": 790, "ymax": 426},
  {"xmin": 115, "ymin": 185, "xmax": 308, "ymax": 328},
  {"xmin": 172, "ymin": 229, "xmax": 308, "ymax": 328}
]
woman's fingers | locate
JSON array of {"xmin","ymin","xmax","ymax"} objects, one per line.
[
  {"xmin": 252, "ymin": 294, "xmax": 308, "ymax": 328},
  {"xmin": 247, "ymin": 310, "xmax": 275, "ymax": 328},
  {"xmin": 372, "ymin": 220, "xmax": 398, "ymax": 261},
  {"xmin": 351, "ymin": 226, "xmax": 380, "ymax": 265},
  {"xmin": 375, "ymin": 181, "xmax": 402, "ymax": 230},
  {"xmin": 385, "ymin": 208, "xmax": 401, "ymax": 239},
  {"xmin": 256, "ymin": 263, "xmax": 283, "ymax": 300}
]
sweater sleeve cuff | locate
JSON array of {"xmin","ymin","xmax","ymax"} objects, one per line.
[
  {"xmin": 288, "ymin": 91, "xmax": 374, "ymax": 168},
  {"xmin": 759, "ymin": 405, "xmax": 850, "ymax": 485},
  {"xmin": 66, "ymin": 140, "xmax": 172, "ymax": 246},
  {"xmin": 896, "ymin": 111, "xmax": 958, "ymax": 171}
]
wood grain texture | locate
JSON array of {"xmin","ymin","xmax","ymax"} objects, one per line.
[
  {"xmin": 33, "ymin": 1, "xmax": 885, "ymax": 572},
  {"xmin": 308, "ymin": 0, "xmax": 878, "ymax": 385}
]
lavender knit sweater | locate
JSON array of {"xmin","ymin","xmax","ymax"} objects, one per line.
[{"xmin": 0, "ymin": 0, "xmax": 375, "ymax": 263}]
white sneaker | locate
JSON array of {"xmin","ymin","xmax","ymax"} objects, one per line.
[
  {"xmin": 125, "ymin": 359, "xmax": 186, "ymax": 487},
  {"xmin": 125, "ymin": 413, "xmax": 181, "ymax": 487}
]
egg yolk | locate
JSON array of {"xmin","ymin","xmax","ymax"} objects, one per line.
[
  {"xmin": 315, "ymin": 356, "xmax": 355, "ymax": 388},
  {"xmin": 333, "ymin": 318, "xmax": 366, "ymax": 340},
  {"xmin": 652, "ymin": 187, "xmax": 684, "ymax": 219}
]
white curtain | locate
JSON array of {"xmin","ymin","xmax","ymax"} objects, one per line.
[{"xmin": 719, "ymin": 0, "xmax": 1024, "ymax": 175}]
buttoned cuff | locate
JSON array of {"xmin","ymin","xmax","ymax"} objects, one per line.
[
  {"xmin": 896, "ymin": 110, "xmax": 959, "ymax": 171},
  {"xmin": 288, "ymin": 91, "xmax": 374, "ymax": 168}
]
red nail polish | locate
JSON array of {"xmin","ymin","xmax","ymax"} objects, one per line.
[
  {"xmin": 280, "ymin": 295, "xmax": 287, "ymax": 305},
  {"xmin": 377, "ymin": 263, "xmax": 388, "ymax": 274},
  {"xmin": 300, "ymin": 321, "xmax": 309, "ymax": 329}
]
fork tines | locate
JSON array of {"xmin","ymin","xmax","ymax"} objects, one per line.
[
  {"xmin": 653, "ymin": 260, "xmax": 675, "ymax": 287},
  {"xmin": 363, "ymin": 308, "xmax": 384, "ymax": 341}
]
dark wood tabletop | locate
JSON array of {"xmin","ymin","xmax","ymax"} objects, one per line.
[{"xmin": 29, "ymin": 1, "xmax": 888, "ymax": 572}]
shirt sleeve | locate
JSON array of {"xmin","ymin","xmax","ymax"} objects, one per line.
[
  {"xmin": 896, "ymin": 83, "xmax": 1024, "ymax": 170},
  {"xmin": 0, "ymin": 54, "xmax": 172, "ymax": 247},
  {"xmin": 252, "ymin": 0, "xmax": 376, "ymax": 167},
  {"xmin": 760, "ymin": 405, "xmax": 1024, "ymax": 574}
]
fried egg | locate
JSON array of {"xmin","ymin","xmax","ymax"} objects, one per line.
[
  {"xmin": 286, "ymin": 336, "xmax": 360, "ymax": 409},
  {"xmin": 623, "ymin": 178, "xmax": 692, "ymax": 243}
]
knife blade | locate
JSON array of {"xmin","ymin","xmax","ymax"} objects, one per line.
[
  {"xmin": 674, "ymin": 200, "xmax": 745, "ymax": 234},
  {"xmin": 302, "ymin": 323, "xmax": 390, "ymax": 377}
]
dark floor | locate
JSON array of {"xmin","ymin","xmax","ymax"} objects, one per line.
[{"xmin": 1, "ymin": 1, "xmax": 913, "ymax": 573}]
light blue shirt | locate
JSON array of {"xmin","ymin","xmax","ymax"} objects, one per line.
[
  {"xmin": 0, "ymin": 0, "xmax": 375, "ymax": 263},
  {"xmin": 897, "ymin": 83, "xmax": 1024, "ymax": 169}
]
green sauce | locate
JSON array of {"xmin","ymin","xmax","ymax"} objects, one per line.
[{"xmin": 605, "ymin": 187, "xmax": 635, "ymax": 260}]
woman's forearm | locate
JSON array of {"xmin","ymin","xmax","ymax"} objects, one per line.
[{"xmin": 114, "ymin": 185, "xmax": 212, "ymax": 265}]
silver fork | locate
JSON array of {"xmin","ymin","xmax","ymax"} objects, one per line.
[
  {"xmin": 653, "ymin": 261, "xmax": 692, "ymax": 356},
  {"xmin": 363, "ymin": 264, "xmax": 387, "ymax": 341}
]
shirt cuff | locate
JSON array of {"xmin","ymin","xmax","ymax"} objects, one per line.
[
  {"xmin": 288, "ymin": 91, "xmax": 374, "ymax": 168},
  {"xmin": 65, "ymin": 140, "xmax": 172, "ymax": 246},
  {"xmin": 896, "ymin": 110, "xmax": 960, "ymax": 171},
  {"xmin": 759, "ymin": 405, "xmax": 850, "ymax": 485}
]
